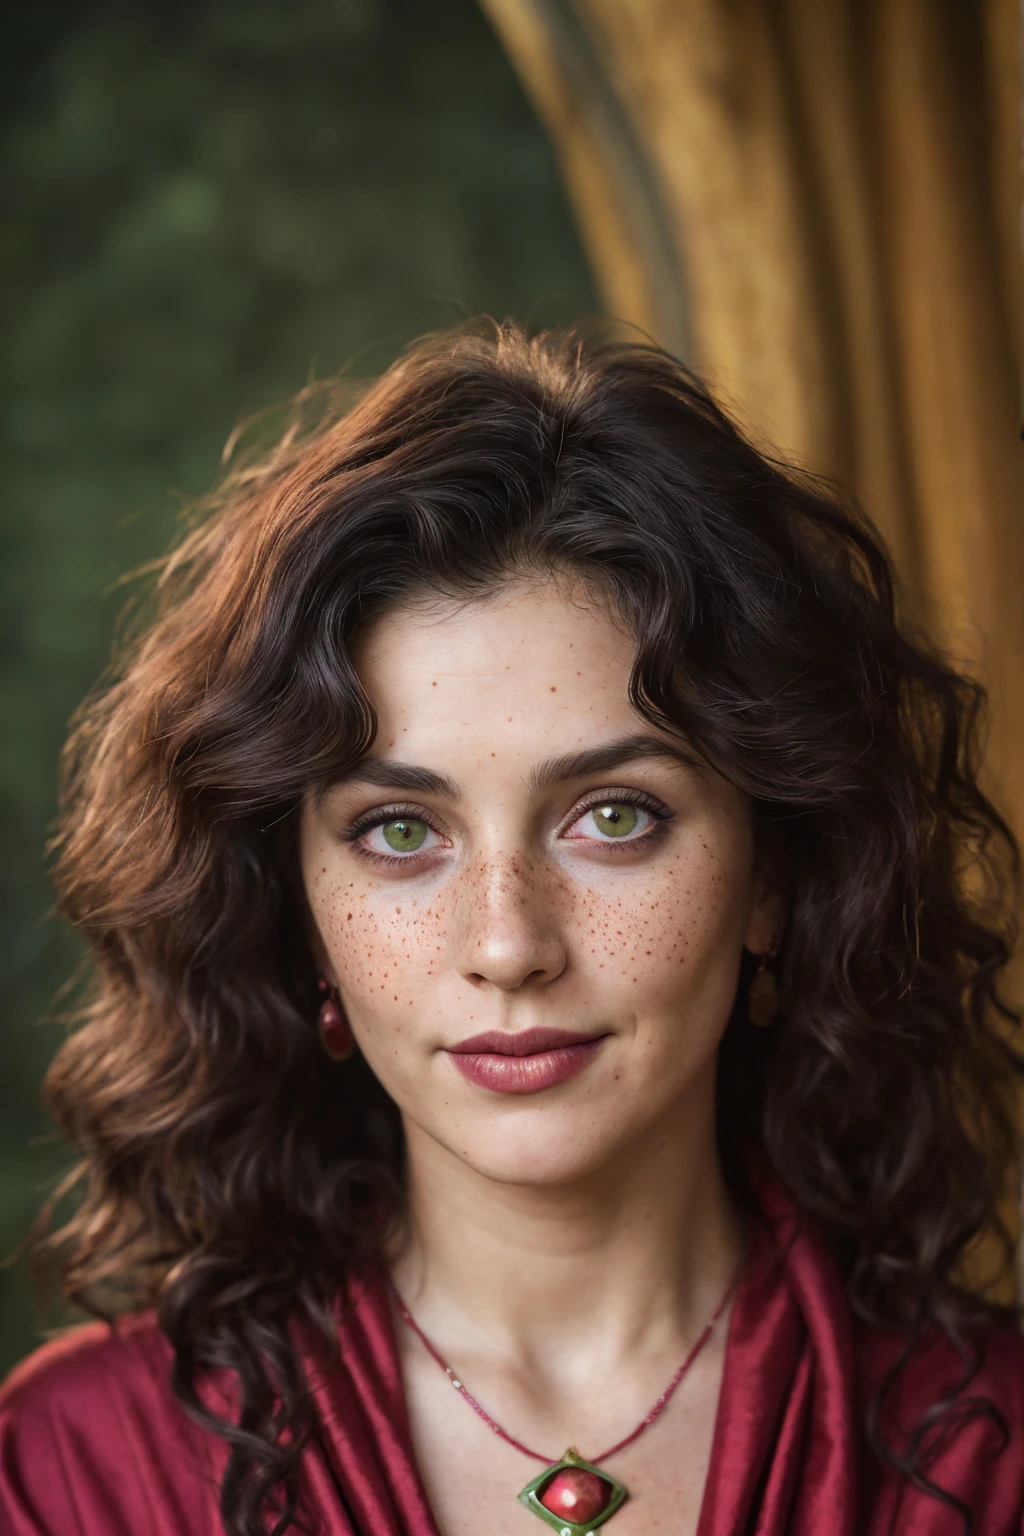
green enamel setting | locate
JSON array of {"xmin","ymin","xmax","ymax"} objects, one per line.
[{"xmin": 517, "ymin": 1448, "xmax": 628, "ymax": 1535}]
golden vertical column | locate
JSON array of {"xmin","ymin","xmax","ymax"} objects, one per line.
[
  {"xmin": 481, "ymin": 0, "xmax": 1024, "ymax": 1284},
  {"xmin": 481, "ymin": 0, "xmax": 1023, "ymax": 887}
]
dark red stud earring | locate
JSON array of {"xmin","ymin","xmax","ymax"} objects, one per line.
[
  {"xmin": 747, "ymin": 942, "xmax": 780, "ymax": 1028},
  {"xmin": 317, "ymin": 978, "xmax": 355, "ymax": 1061}
]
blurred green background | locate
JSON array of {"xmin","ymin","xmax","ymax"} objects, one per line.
[{"xmin": 0, "ymin": 0, "xmax": 595, "ymax": 1373}]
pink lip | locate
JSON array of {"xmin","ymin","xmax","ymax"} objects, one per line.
[{"xmin": 446, "ymin": 1028, "xmax": 608, "ymax": 1095}]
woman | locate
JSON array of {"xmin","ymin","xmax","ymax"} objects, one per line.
[{"xmin": 1, "ymin": 321, "xmax": 1022, "ymax": 1536}]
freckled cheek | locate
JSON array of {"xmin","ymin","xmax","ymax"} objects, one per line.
[
  {"xmin": 572, "ymin": 860, "xmax": 743, "ymax": 996},
  {"xmin": 318, "ymin": 886, "xmax": 452, "ymax": 1015},
  {"xmin": 575, "ymin": 906, "xmax": 692, "ymax": 993}
]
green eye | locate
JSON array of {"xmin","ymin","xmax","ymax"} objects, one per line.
[
  {"xmin": 382, "ymin": 818, "xmax": 428, "ymax": 853},
  {"xmin": 591, "ymin": 803, "xmax": 639, "ymax": 838}
]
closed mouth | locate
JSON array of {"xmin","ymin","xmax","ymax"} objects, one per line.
[
  {"xmin": 447, "ymin": 1027, "xmax": 608, "ymax": 1057},
  {"xmin": 445, "ymin": 1028, "xmax": 610, "ymax": 1095}
]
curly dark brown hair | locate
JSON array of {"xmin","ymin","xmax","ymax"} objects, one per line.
[{"xmin": 35, "ymin": 320, "xmax": 1022, "ymax": 1535}]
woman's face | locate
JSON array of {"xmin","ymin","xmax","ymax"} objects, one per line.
[{"xmin": 300, "ymin": 579, "xmax": 778, "ymax": 1187}]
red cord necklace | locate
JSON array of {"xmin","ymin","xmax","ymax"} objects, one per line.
[{"xmin": 391, "ymin": 1268, "xmax": 739, "ymax": 1536}]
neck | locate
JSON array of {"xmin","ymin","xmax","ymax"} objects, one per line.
[{"xmin": 389, "ymin": 1069, "xmax": 741, "ymax": 1385}]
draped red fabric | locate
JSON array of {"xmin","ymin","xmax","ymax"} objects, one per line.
[{"xmin": 2, "ymin": 1176, "xmax": 1023, "ymax": 1534}]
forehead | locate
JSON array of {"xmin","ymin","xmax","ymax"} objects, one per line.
[
  {"xmin": 324, "ymin": 579, "xmax": 749, "ymax": 832},
  {"xmin": 349, "ymin": 579, "xmax": 640, "ymax": 750}
]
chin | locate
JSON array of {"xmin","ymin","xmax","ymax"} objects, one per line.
[{"xmin": 438, "ymin": 1106, "xmax": 641, "ymax": 1188}]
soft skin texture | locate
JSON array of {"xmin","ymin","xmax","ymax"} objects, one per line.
[
  {"xmin": 301, "ymin": 579, "xmax": 778, "ymax": 1188},
  {"xmin": 299, "ymin": 579, "xmax": 784, "ymax": 1536}
]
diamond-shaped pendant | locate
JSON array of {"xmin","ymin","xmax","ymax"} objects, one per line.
[{"xmin": 518, "ymin": 1448, "xmax": 627, "ymax": 1535}]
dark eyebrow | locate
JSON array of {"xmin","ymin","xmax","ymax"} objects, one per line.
[
  {"xmin": 526, "ymin": 733, "xmax": 701, "ymax": 793},
  {"xmin": 329, "ymin": 758, "xmax": 460, "ymax": 798},
  {"xmin": 330, "ymin": 733, "xmax": 697, "ymax": 802}
]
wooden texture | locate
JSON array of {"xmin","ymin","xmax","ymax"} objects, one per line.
[{"xmin": 482, "ymin": 0, "xmax": 1023, "ymax": 860}]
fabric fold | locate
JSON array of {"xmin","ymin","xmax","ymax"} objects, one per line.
[{"xmin": 2, "ymin": 1175, "xmax": 1022, "ymax": 1534}]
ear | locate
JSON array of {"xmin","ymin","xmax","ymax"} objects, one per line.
[
  {"xmin": 275, "ymin": 805, "xmax": 340, "ymax": 986},
  {"xmin": 308, "ymin": 919, "xmax": 339, "ymax": 990},
  {"xmin": 313, "ymin": 927, "xmax": 340, "ymax": 989},
  {"xmin": 743, "ymin": 843, "xmax": 788, "ymax": 956}
]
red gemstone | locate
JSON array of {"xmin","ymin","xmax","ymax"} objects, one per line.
[{"xmin": 538, "ymin": 1467, "xmax": 612, "ymax": 1524}]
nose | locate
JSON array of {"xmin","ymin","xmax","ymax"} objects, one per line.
[{"xmin": 454, "ymin": 850, "xmax": 568, "ymax": 992}]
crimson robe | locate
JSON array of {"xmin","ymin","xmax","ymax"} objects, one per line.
[{"xmin": 2, "ymin": 1175, "xmax": 1023, "ymax": 1535}]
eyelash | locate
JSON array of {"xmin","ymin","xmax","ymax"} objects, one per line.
[
  {"xmin": 341, "ymin": 803, "xmax": 449, "ymax": 870},
  {"xmin": 342, "ymin": 790, "xmax": 673, "ymax": 868}
]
